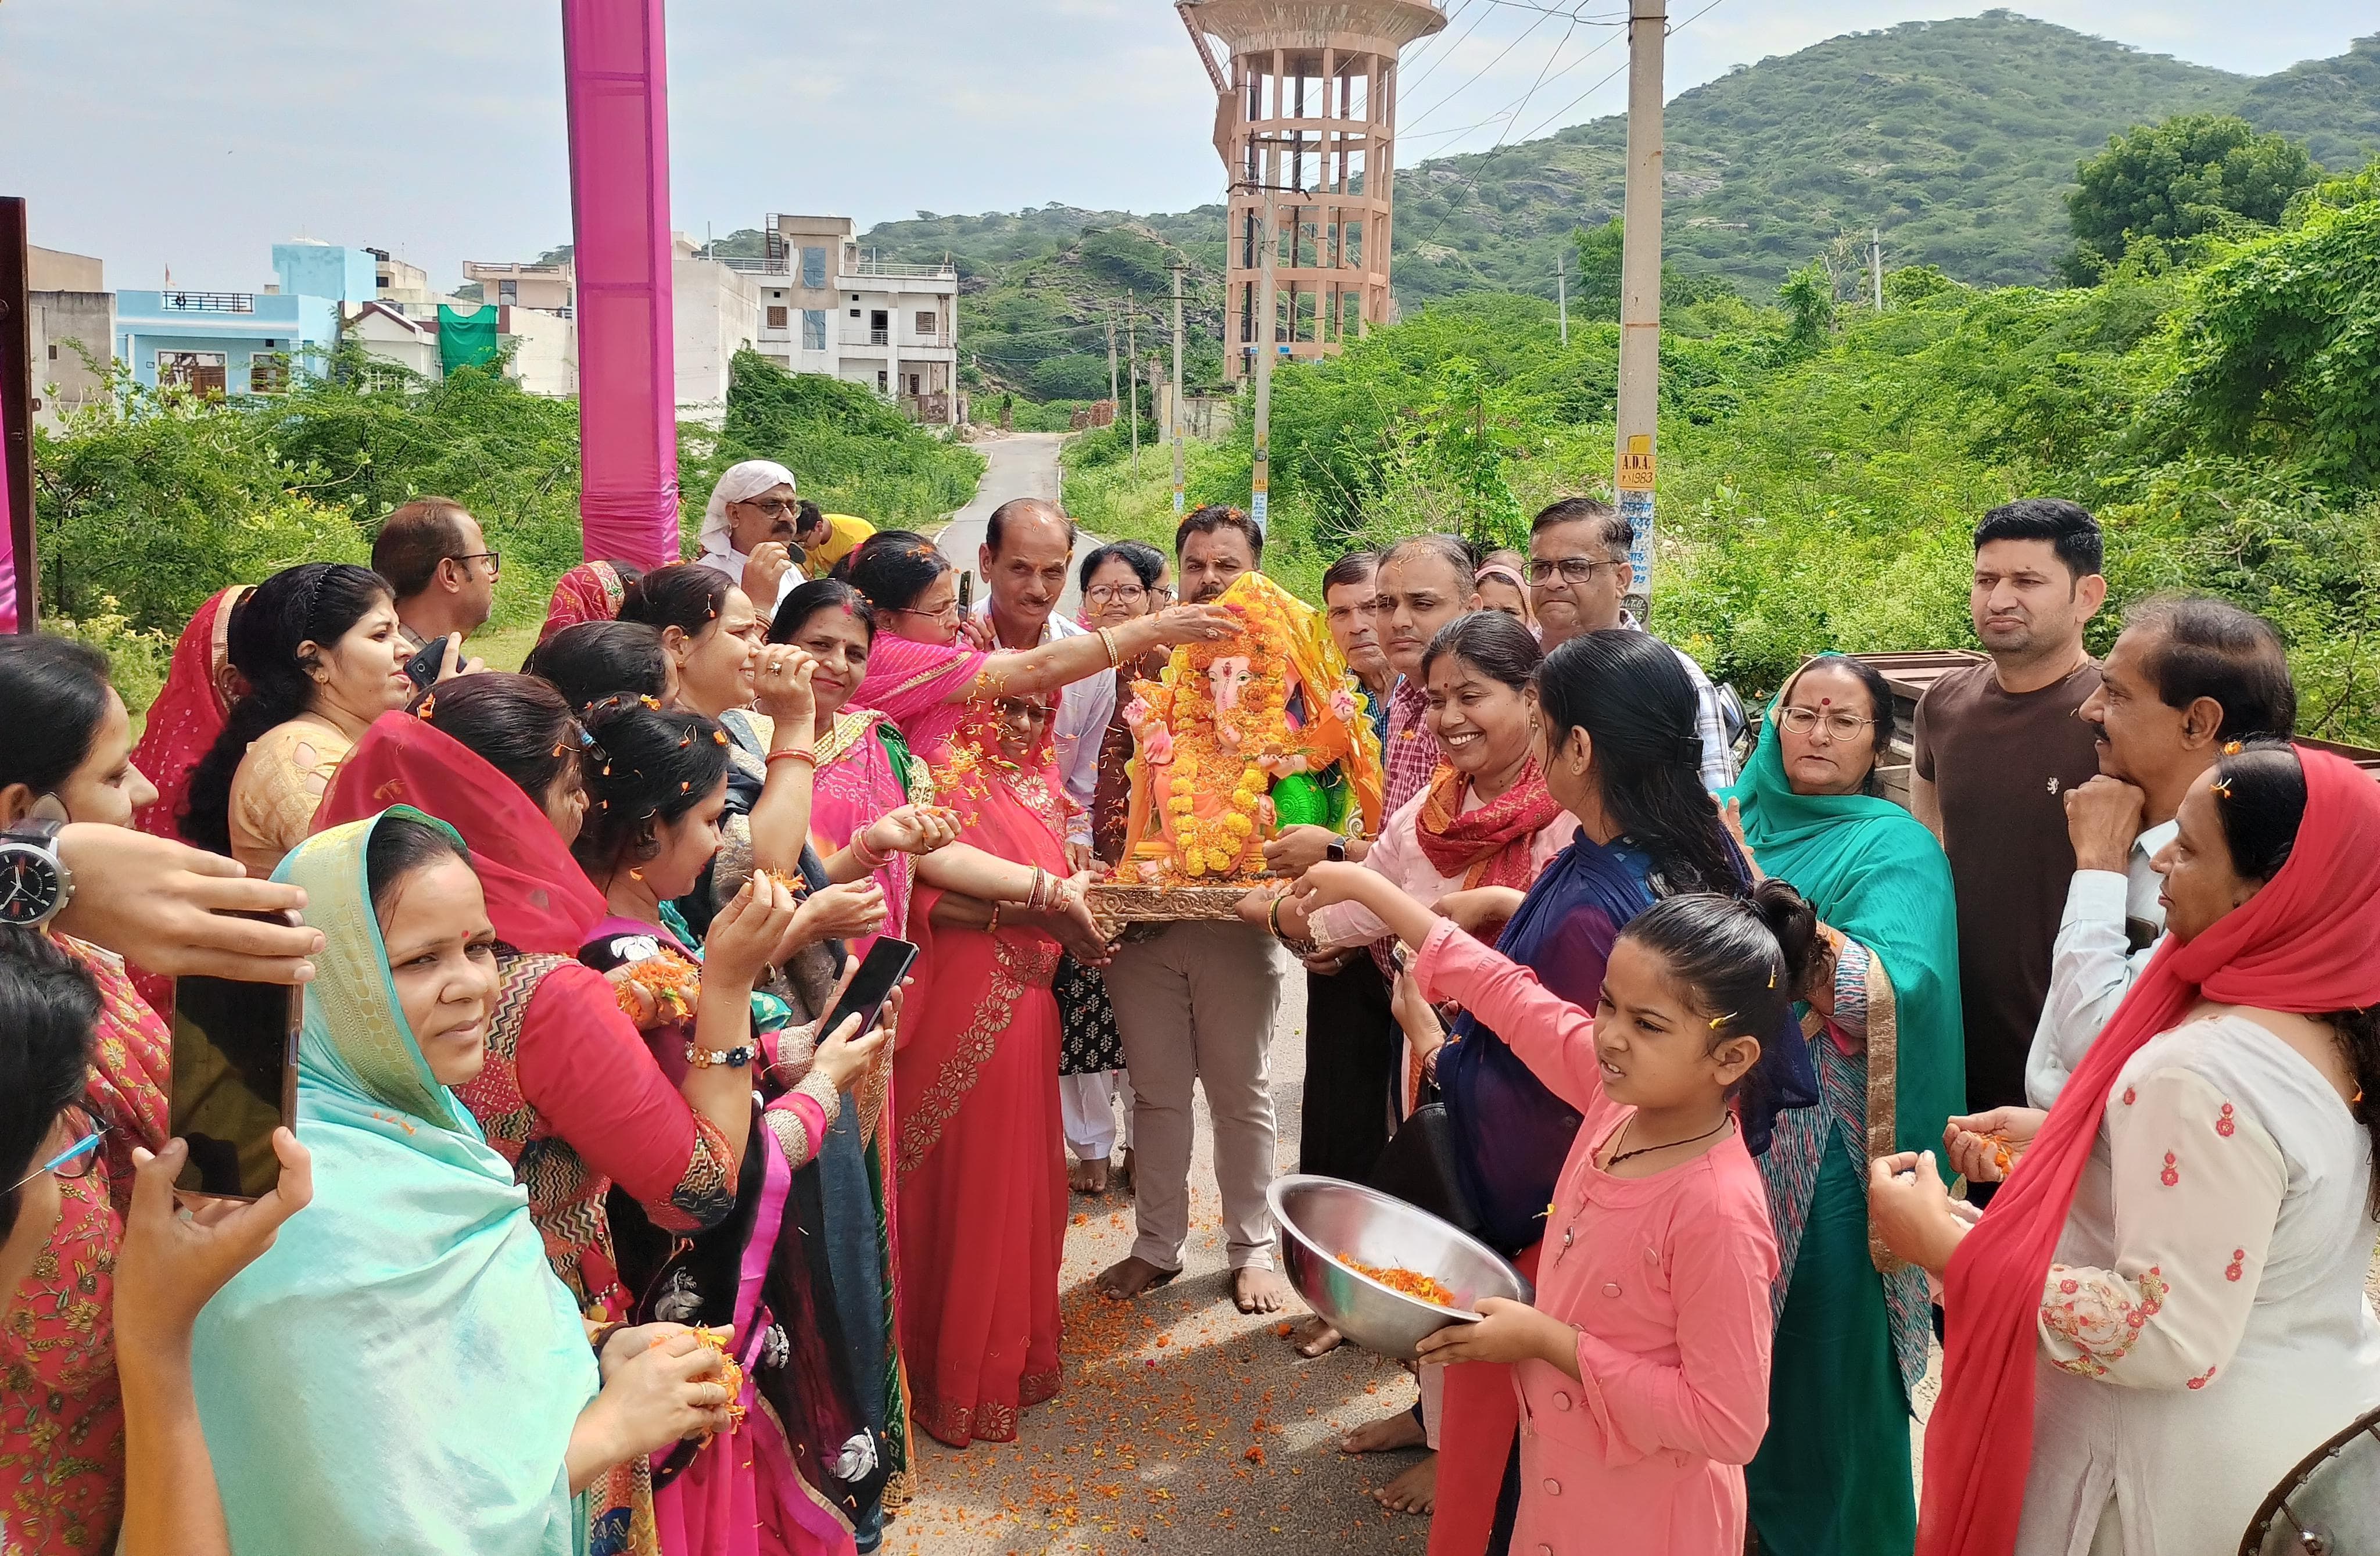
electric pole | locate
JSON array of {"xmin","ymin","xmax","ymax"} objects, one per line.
[
  {"xmin": 1106, "ymin": 306, "xmax": 1120, "ymax": 426},
  {"xmin": 1614, "ymin": 0, "xmax": 1666, "ymax": 612},
  {"xmin": 1557, "ymin": 249, "xmax": 1569, "ymax": 347},
  {"xmin": 1251, "ymin": 188, "xmax": 1277, "ymax": 536},
  {"xmin": 1870, "ymin": 226, "xmax": 1884, "ymax": 312},
  {"xmin": 1170, "ymin": 259, "xmax": 1187, "ymax": 515},
  {"xmin": 1127, "ymin": 289, "xmax": 1140, "ymax": 472}
]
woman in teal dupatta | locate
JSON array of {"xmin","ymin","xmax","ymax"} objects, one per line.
[
  {"xmin": 1723, "ymin": 657, "xmax": 1965, "ymax": 1556},
  {"xmin": 191, "ymin": 809, "xmax": 723, "ymax": 1556}
]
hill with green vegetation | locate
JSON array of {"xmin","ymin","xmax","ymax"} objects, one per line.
[
  {"xmin": 859, "ymin": 13, "xmax": 2377, "ymax": 400},
  {"xmin": 1064, "ymin": 167, "xmax": 2380, "ymax": 741}
]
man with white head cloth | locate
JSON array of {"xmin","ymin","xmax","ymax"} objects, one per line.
[{"xmin": 695, "ymin": 458, "xmax": 804, "ymax": 616}]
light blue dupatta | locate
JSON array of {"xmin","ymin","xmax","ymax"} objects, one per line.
[{"xmin": 191, "ymin": 809, "xmax": 600, "ymax": 1556}]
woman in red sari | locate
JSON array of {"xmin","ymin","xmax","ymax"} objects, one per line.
[
  {"xmin": 540, "ymin": 559, "xmax": 645, "ymax": 642},
  {"xmin": 130, "ymin": 584, "xmax": 250, "ymax": 845},
  {"xmin": 895, "ymin": 693, "xmax": 1088, "ymax": 1447}
]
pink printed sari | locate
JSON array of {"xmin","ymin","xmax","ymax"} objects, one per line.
[
  {"xmin": 848, "ymin": 633, "xmax": 985, "ymax": 768},
  {"xmin": 809, "ymin": 707, "xmax": 923, "ymax": 952}
]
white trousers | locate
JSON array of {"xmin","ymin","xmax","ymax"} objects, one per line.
[{"xmin": 1059, "ymin": 1069, "xmax": 1133, "ymax": 1160}]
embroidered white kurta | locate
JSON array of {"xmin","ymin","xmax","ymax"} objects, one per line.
[{"xmin": 2015, "ymin": 1013, "xmax": 2380, "ymax": 1556}]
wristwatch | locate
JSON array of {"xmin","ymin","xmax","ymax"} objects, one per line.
[
  {"xmin": 0, "ymin": 819, "xmax": 71, "ymax": 930},
  {"xmin": 1324, "ymin": 839, "xmax": 1348, "ymax": 864}
]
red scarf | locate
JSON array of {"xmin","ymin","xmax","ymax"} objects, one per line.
[
  {"xmin": 312, "ymin": 712, "xmax": 609, "ymax": 957},
  {"xmin": 1922, "ymin": 747, "xmax": 2380, "ymax": 1556},
  {"xmin": 1413, "ymin": 758, "xmax": 1562, "ymax": 891}
]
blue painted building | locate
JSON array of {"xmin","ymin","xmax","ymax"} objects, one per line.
[
  {"xmin": 271, "ymin": 241, "xmax": 377, "ymax": 307},
  {"xmin": 116, "ymin": 242, "xmax": 375, "ymax": 395}
]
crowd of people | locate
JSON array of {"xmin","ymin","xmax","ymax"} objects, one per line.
[{"xmin": 0, "ymin": 467, "xmax": 2372, "ymax": 1556}]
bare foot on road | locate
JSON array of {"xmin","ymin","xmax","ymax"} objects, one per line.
[
  {"xmin": 1233, "ymin": 1266, "xmax": 1292, "ymax": 1313},
  {"xmin": 1371, "ymin": 1453, "xmax": 1438, "ymax": 1514},
  {"xmin": 1067, "ymin": 1156, "xmax": 1109, "ymax": 1195},
  {"xmin": 1285, "ymin": 1315, "xmax": 1343, "ymax": 1357},
  {"xmin": 1095, "ymin": 1255, "xmax": 1178, "ymax": 1300},
  {"xmin": 1340, "ymin": 1411, "xmax": 1425, "ymax": 1454}
]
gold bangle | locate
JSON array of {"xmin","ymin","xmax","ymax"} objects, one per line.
[
  {"xmin": 1097, "ymin": 626, "xmax": 1121, "ymax": 668},
  {"xmin": 988, "ymin": 901, "xmax": 1003, "ymax": 933}
]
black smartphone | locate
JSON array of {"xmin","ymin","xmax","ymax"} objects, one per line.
[
  {"xmin": 956, "ymin": 572, "xmax": 974, "ymax": 618},
  {"xmin": 403, "ymin": 635, "xmax": 448, "ymax": 692},
  {"xmin": 819, "ymin": 936, "xmax": 917, "ymax": 1045},
  {"xmin": 170, "ymin": 913, "xmax": 303, "ymax": 1201}
]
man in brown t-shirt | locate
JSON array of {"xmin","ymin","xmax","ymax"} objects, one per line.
[{"xmin": 1912, "ymin": 499, "xmax": 2109, "ymax": 1113}]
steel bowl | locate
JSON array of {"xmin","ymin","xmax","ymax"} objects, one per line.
[{"xmin": 1268, "ymin": 1173, "xmax": 1534, "ymax": 1361}]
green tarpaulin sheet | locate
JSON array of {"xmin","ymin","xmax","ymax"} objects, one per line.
[{"xmin": 438, "ymin": 304, "xmax": 500, "ymax": 376}]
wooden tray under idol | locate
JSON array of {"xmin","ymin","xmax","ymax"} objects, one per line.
[{"xmin": 1085, "ymin": 880, "xmax": 1265, "ymax": 940}]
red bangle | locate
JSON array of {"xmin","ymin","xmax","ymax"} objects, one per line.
[{"xmin": 766, "ymin": 747, "xmax": 817, "ymax": 768}]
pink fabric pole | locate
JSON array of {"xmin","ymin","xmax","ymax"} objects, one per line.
[{"xmin": 561, "ymin": 0, "xmax": 682, "ymax": 571}]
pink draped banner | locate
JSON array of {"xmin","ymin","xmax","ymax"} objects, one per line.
[{"xmin": 561, "ymin": 0, "xmax": 682, "ymax": 571}]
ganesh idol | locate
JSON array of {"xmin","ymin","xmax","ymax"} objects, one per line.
[{"xmin": 1114, "ymin": 571, "xmax": 1385, "ymax": 884}]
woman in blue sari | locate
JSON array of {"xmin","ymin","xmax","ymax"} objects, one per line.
[
  {"xmin": 191, "ymin": 809, "xmax": 735, "ymax": 1556},
  {"xmin": 1723, "ymin": 656, "xmax": 1965, "ymax": 1556},
  {"xmin": 1422, "ymin": 629, "xmax": 1816, "ymax": 1556}
]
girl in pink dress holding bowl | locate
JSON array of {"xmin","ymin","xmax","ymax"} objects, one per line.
[{"xmin": 1287, "ymin": 865, "xmax": 1819, "ymax": 1555}]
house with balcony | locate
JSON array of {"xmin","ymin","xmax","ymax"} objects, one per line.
[
  {"xmin": 729, "ymin": 214, "xmax": 960, "ymax": 425},
  {"xmin": 115, "ymin": 241, "xmax": 381, "ymax": 395}
]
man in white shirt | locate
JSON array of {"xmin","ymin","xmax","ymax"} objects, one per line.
[
  {"xmin": 2025, "ymin": 597, "xmax": 2297, "ymax": 1107},
  {"xmin": 966, "ymin": 497, "xmax": 1110, "ymax": 860},
  {"xmin": 694, "ymin": 458, "xmax": 802, "ymax": 619}
]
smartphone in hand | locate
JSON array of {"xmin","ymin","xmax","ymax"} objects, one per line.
[
  {"xmin": 403, "ymin": 635, "xmax": 449, "ymax": 692},
  {"xmin": 820, "ymin": 937, "xmax": 917, "ymax": 1044},
  {"xmin": 170, "ymin": 912, "xmax": 303, "ymax": 1201}
]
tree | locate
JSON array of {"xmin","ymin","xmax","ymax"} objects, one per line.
[
  {"xmin": 1573, "ymin": 220, "xmax": 1741, "ymax": 321},
  {"xmin": 2064, "ymin": 114, "xmax": 2322, "ymax": 282}
]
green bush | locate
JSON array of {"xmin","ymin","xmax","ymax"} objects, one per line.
[{"xmin": 45, "ymin": 598, "xmax": 174, "ymax": 719}]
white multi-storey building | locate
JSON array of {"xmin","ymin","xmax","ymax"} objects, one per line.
[{"xmin": 729, "ymin": 214, "xmax": 962, "ymax": 426}]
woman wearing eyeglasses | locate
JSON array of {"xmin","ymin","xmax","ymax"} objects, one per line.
[
  {"xmin": 844, "ymin": 529, "xmax": 1232, "ymax": 770},
  {"xmin": 1719, "ymin": 654, "xmax": 1965, "ymax": 1556}
]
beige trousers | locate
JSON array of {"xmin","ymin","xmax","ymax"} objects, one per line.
[{"xmin": 1103, "ymin": 920, "xmax": 1285, "ymax": 1272}]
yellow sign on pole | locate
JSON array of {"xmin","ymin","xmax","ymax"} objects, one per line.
[{"xmin": 1616, "ymin": 433, "xmax": 1656, "ymax": 490}]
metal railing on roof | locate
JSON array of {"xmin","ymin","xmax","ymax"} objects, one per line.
[
  {"xmin": 848, "ymin": 259, "xmax": 956, "ymax": 279},
  {"xmin": 160, "ymin": 292, "xmax": 256, "ymax": 313}
]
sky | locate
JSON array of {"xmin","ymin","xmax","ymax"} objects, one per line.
[{"xmin": 2, "ymin": 0, "xmax": 2368, "ymax": 293}]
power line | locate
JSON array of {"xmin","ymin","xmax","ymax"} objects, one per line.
[
  {"xmin": 1401, "ymin": 0, "xmax": 1730, "ymax": 261},
  {"xmin": 1512, "ymin": 0, "xmax": 1724, "ymax": 144},
  {"xmin": 1394, "ymin": 0, "xmax": 1499, "ymax": 101},
  {"xmin": 1400, "ymin": 7, "xmax": 1563, "ymax": 134}
]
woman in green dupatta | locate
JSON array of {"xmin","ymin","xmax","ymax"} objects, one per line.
[
  {"xmin": 191, "ymin": 808, "xmax": 737, "ymax": 1556},
  {"xmin": 1722, "ymin": 657, "xmax": 1965, "ymax": 1556}
]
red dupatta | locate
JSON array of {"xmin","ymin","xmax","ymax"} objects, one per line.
[
  {"xmin": 537, "ymin": 561, "xmax": 629, "ymax": 643},
  {"xmin": 1921, "ymin": 747, "xmax": 2380, "ymax": 1556},
  {"xmin": 1413, "ymin": 758, "xmax": 1562, "ymax": 891},
  {"xmin": 310, "ymin": 712, "xmax": 607, "ymax": 956},
  {"xmin": 131, "ymin": 585, "xmax": 249, "ymax": 841}
]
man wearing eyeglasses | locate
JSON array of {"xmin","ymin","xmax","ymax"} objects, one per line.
[
  {"xmin": 373, "ymin": 497, "xmax": 500, "ymax": 660},
  {"xmin": 1527, "ymin": 496, "xmax": 1735, "ymax": 789}
]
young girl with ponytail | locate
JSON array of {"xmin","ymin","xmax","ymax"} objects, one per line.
[{"xmin": 1288, "ymin": 862, "xmax": 1822, "ymax": 1556}]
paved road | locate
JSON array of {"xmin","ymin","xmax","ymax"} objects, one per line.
[
  {"xmin": 935, "ymin": 432, "xmax": 1094, "ymax": 618},
  {"xmin": 889, "ymin": 974, "xmax": 1449, "ymax": 1556}
]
